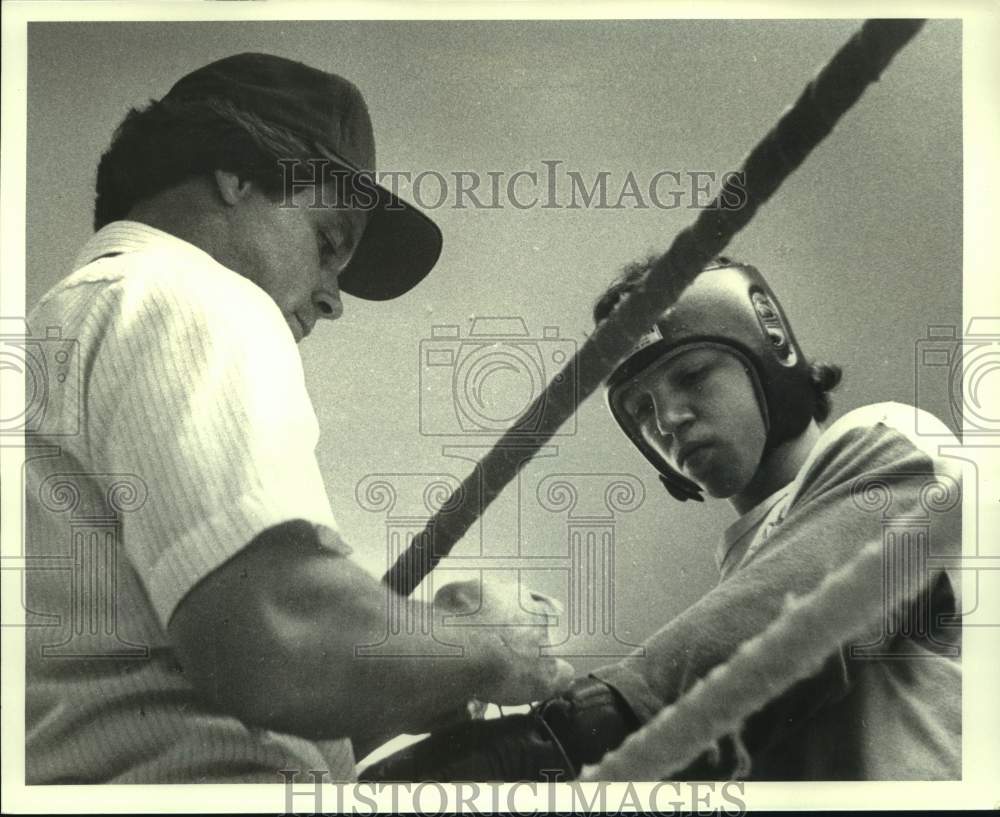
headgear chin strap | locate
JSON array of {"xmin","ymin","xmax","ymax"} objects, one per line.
[
  {"xmin": 658, "ymin": 474, "xmax": 704, "ymax": 503},
  {"xmin": 605, "ymin": 260, "xmax": 815, "ymax": 502}
]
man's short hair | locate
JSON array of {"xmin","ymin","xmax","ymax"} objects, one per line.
[{"xmin": 94, "ymin": 97, "xmax": 314, "ymax": 229}]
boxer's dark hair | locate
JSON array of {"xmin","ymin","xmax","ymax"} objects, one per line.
[
  {"xmin": 94, "ymin": 97, "xmax": 316, "ymax": 230},
  {"xmin": 593, "ymin": 255, "xmax": 843, "ymax": 422}
]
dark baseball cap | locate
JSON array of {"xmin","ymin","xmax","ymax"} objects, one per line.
[{"xmin": 164, "ymin": 52, "xmax": 442, "ymax": 301}]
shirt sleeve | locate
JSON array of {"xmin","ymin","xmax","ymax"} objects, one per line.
[
  {"xmin": 85, "ymin": 263, "xmax": 340, "ymax": 627},
  {"xmin": 591, "ymin": 404, "xmax": 962, "ymax": 770}
]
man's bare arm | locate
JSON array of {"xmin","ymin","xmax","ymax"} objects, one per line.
[{"xmin": 167, "ymin": 520, "xmax": 497, "ymax": 750}]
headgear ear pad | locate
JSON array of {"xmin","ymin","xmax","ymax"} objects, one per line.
[{"xmin": 605, "ymin": 261, "xmax": 815, "ymax": 502}]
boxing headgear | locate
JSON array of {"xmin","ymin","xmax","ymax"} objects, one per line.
[{"xmin": 605, "ymin": 259, "xmax": 815, "ymax": 502}]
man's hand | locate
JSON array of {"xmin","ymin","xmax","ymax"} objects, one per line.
[{"xmin": 432, "ymin": 577, "xmax": 574, "ymax": 705}]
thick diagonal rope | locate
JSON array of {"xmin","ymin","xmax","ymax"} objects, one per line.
[
  {"xmin": 383, "ymin": 19, "xmax": 926, "ymax": 595},
  {"xmin": 579, "ymin": 539, "xmax": 900, "ymax": 780}
]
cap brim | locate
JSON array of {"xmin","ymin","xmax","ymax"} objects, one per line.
[{"xmin": 338, "ymin": 186, "xmax": 442, "ymax": 300}]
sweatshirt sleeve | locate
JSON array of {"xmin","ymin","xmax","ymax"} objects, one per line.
[{"xmin": 592, "ymin": 404, "xmax": 962, "ymax": 773}]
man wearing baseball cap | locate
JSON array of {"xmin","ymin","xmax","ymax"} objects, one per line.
[{"xmin": 24, "ymin": 53, "xmax": 572, "ymax": 783}]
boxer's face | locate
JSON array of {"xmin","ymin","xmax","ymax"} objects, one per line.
[
  {"xmin": 618, "ymin": 345, "xmax": 767, "ymax": 499},
  {"xmin": 217, "ymin": 174, "xmax": 367, "ymax": 342}
]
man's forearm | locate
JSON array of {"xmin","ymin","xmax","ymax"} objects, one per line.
[
  {"xmin": 270, "ymin": 587, "xmax": 495, "ymax": 745},
  {"xmin": 169, "ymin": 520, "xmax": 495, "ymax": 747}
]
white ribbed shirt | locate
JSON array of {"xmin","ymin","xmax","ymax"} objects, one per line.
[{"xmin": 25, "ymin": 221, "xmax": 356, "ymax": 783}]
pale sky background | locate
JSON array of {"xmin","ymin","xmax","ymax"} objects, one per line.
[{"xmin": 25, "ymin": 19, "xmax": 962, "ymax": 670}]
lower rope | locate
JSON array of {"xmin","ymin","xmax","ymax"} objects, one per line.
[{"xmin": 579, "ymin": 539, "xmax": 900, "ymax": 781}]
